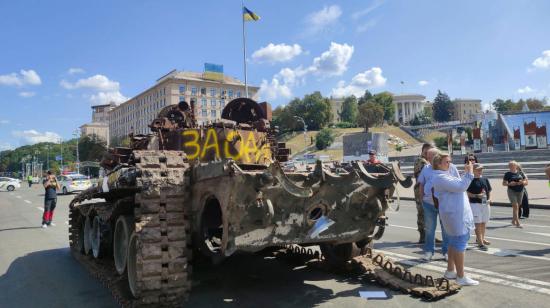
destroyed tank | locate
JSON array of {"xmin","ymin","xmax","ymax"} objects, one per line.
[{"xmin": 68, "ymin": 98, "xmax": 412, "ymax": 306}]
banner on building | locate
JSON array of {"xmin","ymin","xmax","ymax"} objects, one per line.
[
  {"xmin": 524, "ymin": 120, "xmax": 537, "ymax": 149},
  {"xmin": 203, "ymin": 63, "xmax": 224, "ymax": 81}
]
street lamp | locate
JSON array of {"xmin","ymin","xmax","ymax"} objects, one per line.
[
  {"xmin": 293, "ymin": 116, "xmax": 308, "ymax": 145},
  {"xmin": 73, "ymin": 129, "xmax": 80, "ymax": 174}
]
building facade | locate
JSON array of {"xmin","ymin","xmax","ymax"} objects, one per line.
[
  {"xmin": 109, "ymin": 70, "xmax": 259, "ymax": 142},
  {"xmin": 452, "ymin": 98, "xmax": 482, "ymax": 122},
  {"xmin": 80, "ymin": 103, "xmax": 115, "ymax": 145},
  {"xmin": 393, "ymin": 94, "xmax": 427, "ymax": 124},
  {"xmin": 329, "ymin": 97, "xmax": 344, "ymax": 123}
]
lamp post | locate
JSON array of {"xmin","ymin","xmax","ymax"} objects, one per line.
[
  {"xmin": 73, "ymin": 129, "xmax": 80, "ymax": 174},
  {"xmin": 293, "ymin": 116, "xmax": 308, "ymax": 146},
  {"xmin": 46, "ymin": 144, "xmax": 50, "ymax": 171},
  {"xmin": 59, "ymin": 138, "xmax": 63, "ymax": 174}
]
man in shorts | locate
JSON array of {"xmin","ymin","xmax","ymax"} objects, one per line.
[{"xmin": 467, "ymin": 163, "xmax": 492, "ymax": 250}]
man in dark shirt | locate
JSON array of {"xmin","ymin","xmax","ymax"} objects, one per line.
[
  {"xmin": 42, "ymin": 171, "xmax": 60, "ymax": 228},
  {"xmin": 467, "ymin": 163, "xmax": 492, "ymax": 250}
]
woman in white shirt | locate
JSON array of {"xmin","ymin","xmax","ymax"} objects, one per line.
[{"xmin": 432, "ymin": 153, "xmax": 478, "ymax": 286}]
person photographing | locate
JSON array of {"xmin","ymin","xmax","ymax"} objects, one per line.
[{"xmin": 42, "ymin": 171, "xmax": 60, "ymax": 228}]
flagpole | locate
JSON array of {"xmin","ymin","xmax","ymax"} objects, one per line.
[{"xmin": 242, "ymin": 0, "xmax": 249, "ymax": 98}]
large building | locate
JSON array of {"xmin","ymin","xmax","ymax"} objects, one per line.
[
  {"xmin": 80, "ymin": 103, "xmax": 115, "ymax": 145},
  {"xmin": 328, "ymin": 97, "xmax": 344, "ymax": 123},
  {"xmin": 393, "ymin": 94, "xmax": 427, "ymax": 124},
  {"xmin": 109, "ymin": 70, "xmax": 259, "ymax": 142},
  {"xmin": 452, "ymin": 98, "xmax": 482, "ymax": 122}
]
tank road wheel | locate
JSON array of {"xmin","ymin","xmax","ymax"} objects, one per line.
[
  {"xmin": 91, "ymin": 216, "xmax": 102, "ymax": 258},
  {"xmin": 114, "ymin": 215, "xmax": 134, "ymax": 275},
  {"xmin": 68, "ymin": 208, "xmax": 85, "ymax": 253},
  {"xmin": 83, "ymin": 215, "xmax": 93, "ymax": 255},
  {"xmin": 320, "ymin": 242, "xmax": 363, "ymax": 266},
  {"xmin": 127, "ymin": 231, "xmax": 139, "ymax": 298}
]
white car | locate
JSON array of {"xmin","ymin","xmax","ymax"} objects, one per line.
[
  {"xmin": 0, "ymin": 177, "xmax": 21, "ymax": 191},
  {"xmin": 57, "ymin": 174, "xmax": 92, "ymax": 195}
]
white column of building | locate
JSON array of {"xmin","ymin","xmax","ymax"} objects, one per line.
[{"xmin": 395, "ymin": 102, "xmax": 399, "ymax": 123}]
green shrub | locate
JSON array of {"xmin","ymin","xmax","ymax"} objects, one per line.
[
  {"xmin": 335, "ymin": 121, "xmax": 356, "ymax": 128},
  {"xmin": 315, "ymin": 128, "xmax": 335, "ymax": 150}
]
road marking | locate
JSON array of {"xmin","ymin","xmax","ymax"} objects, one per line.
[
  {"xmin": 477, "ymin": 246, "xmax": 550, "ymax": 262},
  {"xmin": 389, "ymin": 224, "xmax": 550, "ymax": 247},
  {"xmin": 380, "ymin": 250, "xmax": 550, "ymax": 295},
  {"xmin": 492, "ymin": 211, "xmax": 550, "ymax": 219},
  {"xmin": 35, "ymin": 207, "xmax": 43, "ymax": 212},
  {"xmin": 16, "ymin": 195, "xmax": 22, "ymax": 199},
  {"xmin": 526, "ymin": 232, "xmax": 550, "ymax": 238},
  {"xmin": 488, "ymin": 220, "xmax": 550, "ymax": 229},
  {"xmin": 24, "ymin": 200, "xmax": 32, "ymax": 204}
]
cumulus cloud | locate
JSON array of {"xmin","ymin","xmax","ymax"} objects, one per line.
[
  {"xmin": 331, "ymin": 67, "xmax": 387, "ymax": 97},
  {"xmin": 531, "ymin": 50, "xmax": 550, "ymax": 70},
  {"xmin": 60, "ymin": 74, "xmax": 120, "ymax": 91},
  {"xmin": 90, "ymin": 91, "xmax": 128, "ymax": 105},
  {"xmin": 68, "ymin": 67, "xmax": 85, "ymax": 75},
  {"xmin": 19, "ymin": 91, "xmax": 36, "ymax": 98},
  {"xmin": 12, "ymin": 130, "xmax": 61, "ymax": 145},
  {"xmin": 310, "ymin": 42, "xmax": 354, "ymax": 76},
  {"xmin": 0, "ymin": 69, "xmax": 42, "ymax": 86},
  {"xmin": 517, "ymin": 86, "xmax": 535, "ymax": 94},
  {"xmin": 352, "ymin": 0, "xmax": 386, "ymax": 20},
  {"xmin": 304, "ymin": 5, "xmax": 341, "ymax": 35},
  {"xmin": 418, "ymin": 80, "xmax": 429, "ymax": 86},
  {"xmin": 258, "ymin": 78, "xmax": 292, "ymax": 101},
  {"xmin": 252, "ymin": 43, "xmax": 303, "ymax": 63}
]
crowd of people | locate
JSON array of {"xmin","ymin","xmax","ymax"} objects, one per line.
[{"xmin": 410, "ymin": 143, "xmax": 543, "ymax": 287}]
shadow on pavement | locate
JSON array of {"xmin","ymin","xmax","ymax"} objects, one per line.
[
  {"xmin": 0, "ymin": 248, "xmax": 116, "ymax": 308},
  {"xmin": 0, "ymin": 226, "xmax": 42, "ymax": 232}
]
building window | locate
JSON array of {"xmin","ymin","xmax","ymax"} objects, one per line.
[
  {"xmin": 236, "ymin": 91, "xmax": 241, "ymax": 98},
  {"xmin": 179, "ymin": 85, "xmax": 185, "ymax": 93},
  {"xmin": 220, "ymin": 99, "xmax": 225, "ymax": 108},
  {"xmin": 201, "ymin": 98, "xmax": 207, "ymax": 107},
  {"xmin": 191, "ymin": 87, "xmax": 197, "ymax": 96},
  {"xmin": 228, "ymin": 89, "xmax": 233, "ymax": 98},
  {"xmin": 221, "ymin": 89, "xmax": 227, "ymax": 97},
  {"xmin": 202, "ymin": 109, "xmax": 207, "ymax": 117},
  {"xmin": 200, "ymin": 87, "xmax": 207, "ymax": 95},
  {"xmin": 211, "ymin": 99, "xmax": 216, "ymax": 107},
  {"xmin": 179, "ymin": 96, "xmax": 185, "ymax": 103},
  {"xmin": 211, "ymin": 110, "xmax": 217, "ymax": 118},
  {"xmin": 210, "ymin": 88, "xmax": 216, "ymax": 97}
]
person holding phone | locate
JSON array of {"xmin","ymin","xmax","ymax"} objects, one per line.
[
  {"xmin": 42, "ymin": 170, "xmax": 60, "ymax": 228},
  {"xmin": 502, "ymin": 161, "xmax": 527, "ymax": 228}
]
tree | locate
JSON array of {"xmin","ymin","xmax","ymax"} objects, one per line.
[
  {"xmin": 357, "ymin": 102, "xmax": 384, "ymax": 133},
  {"xmin": 358, "ymin": 90, "xmax": 373, "ymax": 105},
  {"xmin": 433, "ymin": 90, "xmax": 453, "ymax": 122},
  {"xmin": 492, "ymin": 98, "xmax": 515, "ymax": 113},
  {"xmin": 273, "ymin": 92, "xmax": 332, "ymax": 132},
  {"xmin": 369, "ymin": 92, "xmax": 395, "ymax": 122},
  {"xmin": 78, "ymin": 135, "xmax": 107, "ymax": 162},
  {"xmin": 339, "ymin": 95, "xmax": 358, "ymax": 123},
  {"xmin": 410, "ymin": 111, "xmax": 432, "ymax": 125},
  {"xmin": 315, "ymin": 128, "xmax": 334, "ymax": 150}
]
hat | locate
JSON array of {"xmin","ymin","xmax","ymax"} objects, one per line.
[
  {"xmin": 368, "ymin": 150, "xmax": 376, "ymax": 155},
  {"xmin": 473, "ymin": 163, "xmax": 484, "ymax": 169}
]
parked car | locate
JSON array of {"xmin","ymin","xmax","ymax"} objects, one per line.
[
  {"xmin": 0, "ymin": 177, "xmax": 21, "ymax": 191},
  {"xmin": 57, "ymin": 174, "xmax": 92, "ymax": 195}
]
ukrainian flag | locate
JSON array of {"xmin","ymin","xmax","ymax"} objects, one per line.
[{"xmin": 243, "ymin": 6, "xmax": 260, "ymax": 21}]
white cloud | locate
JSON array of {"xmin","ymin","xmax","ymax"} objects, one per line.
[
  {"xmin": 356, "ymin": 19, "xmax": 378, "ymax": 33},
  {"xmin": 352, "ymin": 0, "xmax": 386, "ymax": 20},
  {"xmin": 60, "ymin": 74, "xmax": 120, "ymax": 91},
  {"xmin": 331, "ymin": 67, "xmax": 387, "ymax": 97},
  {"xmin": 517, "ymin": 86, "xmax": 534, "ymax": 94},
  {"xmin": 68, "ymin": 67, "xmax": 85, "ymax": 75},
  {"xmin": 0, "ymin": 69, "xmax": 42, "ymax": 86},
  {"xmin": 90, "ymin": 91, "xmax": 128, "ymax": 105},
  {"xmin": 19, "ymin": 91, "xmax": 36, "ymax": 98},
  {"xmin": 252, "ymin": 43, "xmax": 303, "ymax": 64},
  {"xmin": 305, "ymin": 5, "xmax": 342, "ymax": 35},
  {"xmin": 531, "ymin": 50, "xmax": 550, "ymax": 70},
  {"xmin": 258, "ymin": 78, "xmax": 292, "ymax": 101},
  {"xmin": 418, "ymin": 80, "xmax": 429, "ymax": 86},
  {"xmin": 310, "ymin": 42, "xmax": 354, "ymax": 76},
  {"xmin": 0, "ymin": 142, "xmax": 13, "ymax": 151},
  {"xmin": 0, "ymin": 119, "xmax": 10, "ymax": 125},
  {"xmin": 12, "ymin": 130, "xmax": 61, "ymax": 145}
]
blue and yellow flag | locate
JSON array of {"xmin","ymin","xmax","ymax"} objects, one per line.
[{"xmin": 243, "ymin": 6, "xmax": 260, "ymax": 21}]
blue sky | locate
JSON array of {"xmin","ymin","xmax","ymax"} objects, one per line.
[{"xmin": 1, "ymin": 0, "xmax": 550, "ymax": 150}]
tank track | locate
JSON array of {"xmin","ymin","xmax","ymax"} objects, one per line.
[{"xmin": 69, "ymin": 151, "xmax": 191, "ymax": 307}]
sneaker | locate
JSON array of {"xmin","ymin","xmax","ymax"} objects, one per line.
[
  {"xmin": 478, "ymin": 244, "xmax": 488, "ymax": 251},
  {"xmin": 457, "ymin": 276, "xmax": 479, "ymax": 286},
  {"xmin": 42, "ymin": 224, "xmax": 48, "ymax": 229},
  {"xmin": 422, "ymin": 252, "xmax": 433, "ymax": 261},
  {"xmin": 443, "ymin": 270, "xmax": 457, "ymax": 279},
  {"xmin": 442, "ymin": 253, "xmax": 448, "ymax": 261}
]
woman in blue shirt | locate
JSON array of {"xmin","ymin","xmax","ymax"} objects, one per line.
[{"xmin": 432, "ymin": 153, "xmax": 477, "ymax": 286}]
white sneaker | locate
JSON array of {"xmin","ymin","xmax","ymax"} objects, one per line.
[
  {"xmin": 442, "ymin": 253, "xmax": 448, "ymax": 261},
  {"xmin": 42, "ymin": 224, "xmax": 48, "ymax": 229},
  {"xmin": 457, "ymin": 276, "xmax": 479, "ymax": 286},
  {"xmin": 422, "ymin": 252, "xmax": 433, "ymax": 261},
  {"xmin": 443, "ymin": 270, "xmax": 457, "ymax": 279}
]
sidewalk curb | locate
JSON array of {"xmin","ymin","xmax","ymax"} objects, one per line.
[{"xmin": 395, "ymin": 197, "xmax": 550, "ymax": 210}]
